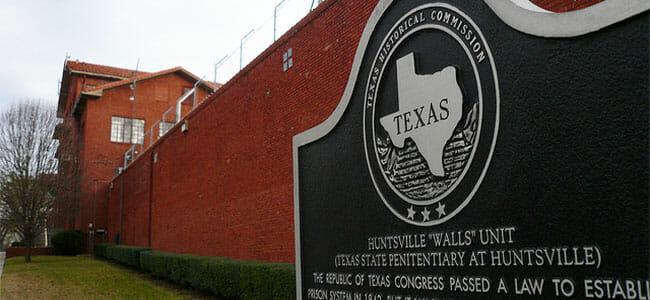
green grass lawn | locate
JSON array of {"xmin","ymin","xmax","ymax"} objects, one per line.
[{"xmin": 0, "ymin": 256, "xmax": 213, "ymax": 300}]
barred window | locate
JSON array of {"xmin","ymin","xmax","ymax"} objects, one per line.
[
  {"xmin": 159, "ymin": 121, "xmax": 174, "ymax": 137},
  {"xmin": 110, "ymin": 116, "xmax": 145, "ymax": 144},
  {"xmin": 283, "ymin": 48, "xmax": 293, "ymax": 72}
]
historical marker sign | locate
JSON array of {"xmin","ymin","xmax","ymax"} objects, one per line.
[
  {"xmin": 294, "ymin": 1, "xmax": 649, "ymax": 299},
  {"xmin": 363, "ymin": 3, "xmax": 499, "ymax": 227}
]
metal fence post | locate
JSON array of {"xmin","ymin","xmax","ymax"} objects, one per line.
[
  {"xmin": 274, "ymin": 0, "xmax": 287, "ymax": 41},
  {"xmin": 240, "ymin": 29, "xmax": 254, "ymax": 70},
  {"xmin": 214, "ymin": 55, "xmax": 228, "ymax": 92}
]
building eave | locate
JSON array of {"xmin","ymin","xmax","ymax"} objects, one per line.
[
  {"xmin": 81, "ymin": 90, "xmax": 103, "ymax": 97},
  {"xmin": 86, "ymin": 67, "xmax": 215, "ymax": 93},
  {"xmin": 56, "ymin": 70, "xmax": 71, "ymax": 118},
  {"xmin": 69, "ymin": 69, "xmax": 130, "ymax": 81},
  {"xmin": 72, "ymin": 93, "xmax": 100, "ymax": 117}
]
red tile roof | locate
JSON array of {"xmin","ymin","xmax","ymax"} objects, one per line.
[
  {"xmin": 66, "ymin": 60, "xmax": 150, "ymax": 79},
  {"xmin": 83, "ymin": 66, "xmax": 216, "ymax": 93}
]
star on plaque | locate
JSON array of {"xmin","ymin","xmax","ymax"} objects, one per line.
[
  {"xmin": 407, "ymin": 206, "xmax": 415, "ymax": 220},
  {"xmin": 421, "ymin": 207, "xmax": 431, "ymax": 221},
  {"xmin": 436, "ymin": 202, "xmax": 446, "ymax": 218}
]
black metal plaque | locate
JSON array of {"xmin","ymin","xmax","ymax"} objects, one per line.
[{"xmin": 294, "ymin": 1, "xmax": 649, "ymax": 299}]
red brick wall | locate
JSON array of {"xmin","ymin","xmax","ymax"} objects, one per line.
[
  {"xmin": 74, "ymin": 73, "xmax": 211, "ymax": 234},
  {"xmin": 106, "ymin": 0, "xmax": 377, "ymax": 262},
  {"xmin": 107, "ymin": 180, "xmax": 120, "ymax": 244},
  {"xmin": 106, "ymin": 162, "xmax": 154, "ymax": 246},
  {"xmin": 6, "ymin": 247, "xmax": 55, "ymax": 258},
  {"xmin": 119, "ymin": 153, "xmax": 152, "ymax": 246},
  {"xmin": 55, "ymin": 73, "xmax": 85, "ymax": 230}
]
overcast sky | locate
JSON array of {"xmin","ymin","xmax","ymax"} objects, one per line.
[{"xmin": 0, "ymin": 0, "xmax": 314, "ymax": 111}]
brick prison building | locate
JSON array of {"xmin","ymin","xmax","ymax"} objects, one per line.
[
  {"xmin": 53, "ymin": 60, "xmax": 214, "ymax": 237},
  {"xmin": 53, "ymin": 0, "xmax": 607, "ymax": 262}
]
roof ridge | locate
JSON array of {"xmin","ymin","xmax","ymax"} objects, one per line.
[
  {"xmin": 83, "ymin": 66, "xmax": 214, "ymax": 93},
  {"xmin": 67, "ymin": 60, "xmax": 151, "ymax": 78}
]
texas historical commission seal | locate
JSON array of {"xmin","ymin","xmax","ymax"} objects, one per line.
[{"xmin": 363, "ymin": 3, "xmax": 499, "ymax": 226}]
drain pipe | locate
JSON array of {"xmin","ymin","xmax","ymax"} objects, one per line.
[{"xmin": 118, "ymin": 177, "xmax": 123, "ymax": 245}]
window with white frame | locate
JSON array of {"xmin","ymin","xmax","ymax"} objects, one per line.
[
  {"xmin": 159, "ymin": 121, "xmax": 174, "ymax": 137},
  {"xmin": 283, "ymin": 48, "xmax": 293, "ymax": 72},
  {"xmin": 110, "ymin": 116, "xmax": 145, "ymax": 144}
]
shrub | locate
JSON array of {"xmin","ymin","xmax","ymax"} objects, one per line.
[
  {"xmin": 10, "ymin": 241, "xmax": 25, "ymax": 247},
  {"xmin": 93, "ymin": 243, "xmax": 111, "ymax": 258},
  {"xmin": 105, "ymin": 245, "xmax": 151, "ymax": 268},
  {"xmin": 138, "ymin": 250, "xmax": 295, "ymax": 299},
  {"xmin": 139, "ymin": 249, "xmax": 154, "ymax": 273},
  {"xmin": 140, "ymin": 251, "xmax": 232, "ymax": 292},
  {"xmin": 202, "ymin": 259, "xmax": 249, "ymax": 298},
  {"xmin": 50, "ymin": 230, "xmax": 84, "ymax": 256},
  {"xmin": 185, "ymin": 255, "xmax": 222, "ymax": 289},
  {"xmin": 240, "ymin": 262, "xmax": 296, "ymax": 299},
  {"xmin": 106, "ymin": 248, "xmax": 296, "ymax": 299},
  {"xmin": 140, "ymin": 251, "xmax": 175, "ymax": 279}
]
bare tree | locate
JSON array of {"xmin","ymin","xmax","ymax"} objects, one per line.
[
  {"xmin": 0, "ymin": 102, "xmax": 59, "ymax": 262},
  {"xmin": 0, "ymin": 225, "xmax": 10, "ymax": 250}
]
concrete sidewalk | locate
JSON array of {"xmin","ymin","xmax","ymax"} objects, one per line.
[{"xmin": 0, "ymin": 252, "xmax": 5, "ymax": 280}]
